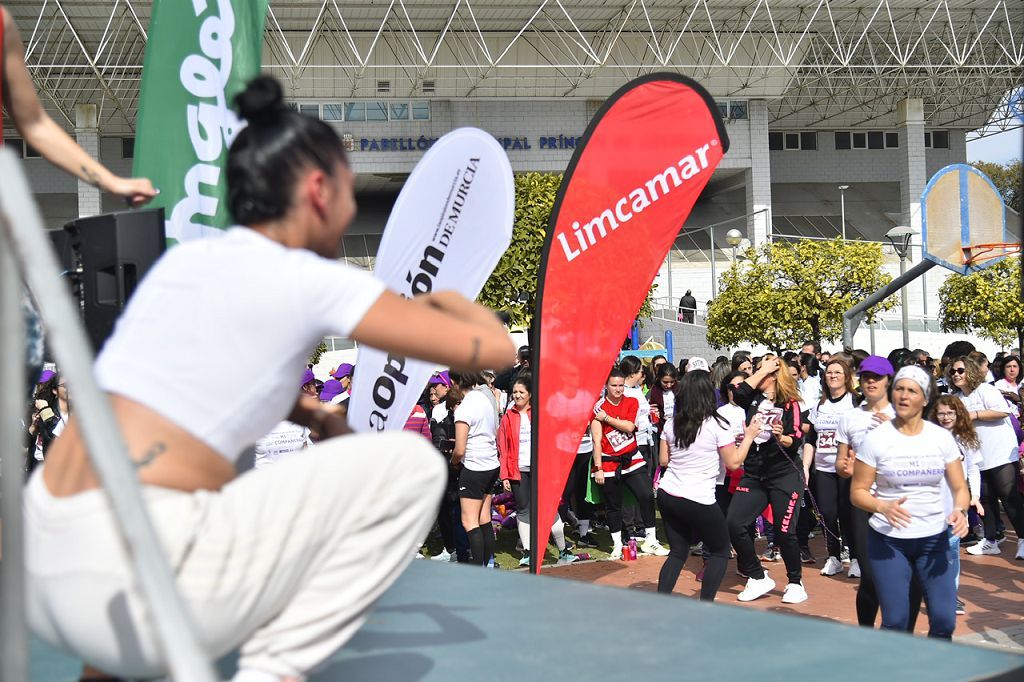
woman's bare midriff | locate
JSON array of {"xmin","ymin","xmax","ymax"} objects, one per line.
[{"xmin": 42, "ymin": 394, "xmax": 237, "ymax": 497}]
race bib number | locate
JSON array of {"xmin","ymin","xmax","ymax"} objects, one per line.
[
  {"xmin": 606, "ymin": 428, "xmax": 636, "ymax": 453},
  {"xmin": 817, "ymin": 430, "xmax": 838, "ymax": 453}
]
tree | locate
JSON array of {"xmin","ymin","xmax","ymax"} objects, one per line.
[
  {"xmin": 308, "ymin": 340, "xmax": 328, "ymax": 366},
  {"xmin": 971, "ymin": 160, "xmax": 1021, "ymax": 214},
  {"xmin": 939, "ymin": 256, "xmax": 1024, "ymax": 349},
  {"xmin": 478, "ymin": 172, "xmax": 558, "ymax": 326},
  {"xmin": 706, "ymin": 239, "xmax": 895, "ymax": 352},
  {"xmin": 478, "ymin": 172, "xmax": 658, "ymax": 327}
]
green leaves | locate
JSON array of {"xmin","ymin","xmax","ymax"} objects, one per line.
[
  {"xmin": 939, "ymin": 257, "xmax": 1024, "ymax": 347},
  {"xmin": 706, "ymin": 239, "xmax": 895, "ymax": 351}
]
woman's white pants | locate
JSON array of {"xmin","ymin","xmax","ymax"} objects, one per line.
[{"xmin": 25, "ymin": 431, "xmax": 446, "ymax": 680}]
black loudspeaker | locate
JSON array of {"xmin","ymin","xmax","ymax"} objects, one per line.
[{"xmin": 63, "ymin": 208, "xmax": 165, "ymax": 351}]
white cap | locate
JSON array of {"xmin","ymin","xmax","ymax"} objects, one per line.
[{"xmin": 686, "ymin": 357, "xmax": 710, "ymax": 372}]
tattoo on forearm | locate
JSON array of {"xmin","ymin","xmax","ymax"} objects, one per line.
[
  {"xmin": 469, "ymin": 337, "xmax": 480, "ymax": 366},
  {"xmin": 135, "ymin": 442, "xmax": 167, "ymax": 468},
  {"xmin": 81, "ymin": 165, "xmax": 102, "ymax": 188}
]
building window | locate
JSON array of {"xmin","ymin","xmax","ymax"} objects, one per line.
[
  {"xmin": 390, "ymin": 103, "xmax": 409, "ymax": 120},
  {"xmin": 344, "ymin": 102, "xmax": 366, "ymax": 122},
  {"xmin": 121, "ymin": 137, "xmax": 135, "ymax": 159},
  {"xmin": 800, "ymin": 131, "xmax": 817, "ymax": 150},
  {"xmin": 768, "ymin": 132, "xmax": 783, "ymax": 150},
  {"xmin": 366, "ymin": 102, "xmax": 388, "ymax": 122},
  {"xmin": 299, "ymin": 103, "xmax": 320, "ymax": 119},
  {"xmin": 322, "ymin": 104, "xmax": 344, "ymax": 121},
  {"xmin": 836, "ymin": 130, "xmax": 900, "ymax": 150},
  {"xmin": 412, "ymin": 101, "xmax": 430, "ymax": 120},
  {"xmin": 3, "ymin": 138, "xmax": 25, "ymax": 158},
  {"xmin": 717, "ymin": 102, "xmax": 729, "ymax": 120},
  {"xmin": 770, "ymin": 131, "xmax": 817, "ymax": 151},
  {"xmin": 867, "ymin": 131, "xmax": 885, "ymax": 150},
  {"xmin": 24, "ymin": 141, "xmax": 42, "ymax": 158},
  {"xmin": 885, "ymin": 132, "xmax": 899, "ymax": 148},
  {"xmin": 729, "ymin": 101, "xmax": 748, "ymax": 120},
  {"xmin": 834, "ymin": 131, "xmax": 851, "ymax": 150},
  {"xmin": 932, "ymin": 130, "xmax": 949, "ymax": 149}
]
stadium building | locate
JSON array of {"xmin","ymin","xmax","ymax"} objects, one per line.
[{"xmin": 3, "ymin": 1, "xmax": 1022, "ymax": 355}]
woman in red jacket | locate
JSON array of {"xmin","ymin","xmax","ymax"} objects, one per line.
[{"xmin": 499, "ymin": 374, "xmax": 577, "ymax": 567}]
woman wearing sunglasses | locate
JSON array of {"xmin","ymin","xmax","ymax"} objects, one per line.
[{"xmin": 947, "ymin": 356, "xmax": 1024, "ymax": 559}]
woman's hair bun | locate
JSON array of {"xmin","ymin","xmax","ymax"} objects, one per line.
[{"xmin": 235, "ymin": 76, "xmax": 286, "ymax": 125}]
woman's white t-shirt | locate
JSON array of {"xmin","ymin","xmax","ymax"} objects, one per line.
[
  {"xmin": 253, "ymin": 421, "xmax": 311, "ymax": 469},
  {"xmin": 624, "ymin": 385, "xmax": 653, "ymax": 447},
  {"xmin": 954, "ymin": 384, "xmax": 1019, "ymax": 470},
  {"xmin": 454, "ymin": 388, "xmax": 499, "ymax": 471},
  {"xmin": 941, "ymin": 436, "xmax": 982, "ymax": 517},
  {"xmin": 518, "ymin": 411, "xmax": 532, "ymax": 471},
  {"xmin": 659, "ymin": 416, "xmax": 735, "ymax": 505},
  {"xmin": 856, "ymin": 421, "xmax": 960, "ymax": 539},
  {"xmin": 808, "ymin": 393, "xmax": 857, "ymax": 473},
  {"xmin": 993, "ymin": 378, "xmax": 1019, "ymax": 394},
  {"xmin": 837, "ymin": 403, "xmax": 896, "ymax": 454},
  {"xmin": 662, "ymin": 390, "xmax": 676, "ymax": 422}
]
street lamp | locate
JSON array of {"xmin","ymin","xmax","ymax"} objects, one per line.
[
  {"xmin": 726, "ymin": 228, "xmax": 744, "ymax": 262},
  {"xmin": 886, "ymin": 225, "xmax": 918, "ymax": 349},
  {"xmin": 838, "ymin": 185, "xmax": 850, "ymax": 241}
]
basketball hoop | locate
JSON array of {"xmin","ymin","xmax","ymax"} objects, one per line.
[{"xmin": 962, "ymin": 242, "xmax": 1021, "ymax": 266}]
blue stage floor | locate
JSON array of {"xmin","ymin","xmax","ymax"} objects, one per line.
[{"xmin": 29, "ymin": 560, "xmax": 1024, "ymax": 681}]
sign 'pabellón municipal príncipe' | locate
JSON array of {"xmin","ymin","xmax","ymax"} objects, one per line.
[{"xmin": 358, "ymin": 134, "xmax": 580, "ymax": 152}]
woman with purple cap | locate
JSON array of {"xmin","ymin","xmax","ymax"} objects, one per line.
[
  {"xmin": 837, "ymin": 355, "xmax": 923, "ymax": 629},
  {"xmin": 24, "ymin": 76, "xmax": 514, "ymax": 682},
  {"xmin": 851, "ymin": 365, "xmax": 970, "ymax": 639}
]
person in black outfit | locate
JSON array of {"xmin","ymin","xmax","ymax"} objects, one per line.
[
  {"xmin": 726, "ymin": 355, "xmax": 809, "ymax": 604},
  {"xmin": 677, "ymin": 290, "xmax": 697, "ymax": 324},
  {"xmin": 494, "ymin": 345, "xmax": 530, "ymax": 393}
]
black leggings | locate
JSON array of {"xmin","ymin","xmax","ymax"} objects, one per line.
[
  {"xmin": 851, "ymin": 506, "xmax": 921, "ymax": 630},
  {"xmin": 601, "ymin": 467, "xmax": 655, "ymax": 543},
  {"xmin": 980, "ymin": 462, "xmax": 1024, "ymax": 541},
  {"xmin": 658, "ymin": 492, "xmax": 730, "ymax": 601},
  {"xmin": 813, "ymin": 470, "xmax": 854, "ymax": 559},
  {"xmin": 512, "ymin": 469, "xmax": 532, "ymax": 522},
  {"xmin": 564, "ymin": 449, "xmax": 595, "ymax": 522},
  {"xmin": 727, "ymin": 468, "xmax": 804, "ymax": 584}
]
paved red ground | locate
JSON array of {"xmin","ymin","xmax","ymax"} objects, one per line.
[{"xmin": 546, "ymin": 530, "xmax": 1024, "ymax": 643}]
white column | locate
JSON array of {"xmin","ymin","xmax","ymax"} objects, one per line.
[
  {"xmin": 745, "ymin": 99, "xmax": 772, "ymax": 245},
  {"xmin": 75, "ymin": 103, "xmax": 101, "ymax": 218},
  {"xmin": 898, "ymin": 98, "xmax": 926, "ymax": 235}
]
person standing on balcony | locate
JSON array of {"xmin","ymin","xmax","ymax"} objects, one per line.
[{"xmin": 678, "ymin": 290, "xmax": 697, "ymax": 323}]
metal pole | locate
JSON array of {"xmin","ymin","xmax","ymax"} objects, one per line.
[
  {"xmin": 900, "ymin": 254, "xmax": 910, "ymax": 349},
  {"xmin": 869, "ymin": 319, "xmax": 876, "ymax": 355},
  {"xmin": 842, "ymin": 259, "xmax": 936, "ymax": 349},
  {"xmin": 0, "ymin": 151, "xmax": 217, "ymax": 682},
  {"xmin": 710, "ymin": 224, "xmax": 717, "ymax": 299},
  {"xmin": 666, "ymin": 247, "xmax": 674, "ymax": 314},
  {"xmin": 1, "ymin": 227, "xmax": 28, "ymax": 682},
  {"xmin": 840, "ymin": 190, "xmax": 846, "ymax": 241}
]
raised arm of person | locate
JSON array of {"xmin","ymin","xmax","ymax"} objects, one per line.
[
  {"xmin": 351, "ymin": 289, "xmax": 514, "ymax": 372},
  {"xmin": 722, "ymin": 417, "xmax": 761, "ymax": 471},
  {"xmin": 1, "ymin": 8, "xmax": 156, "ymax": 206}
]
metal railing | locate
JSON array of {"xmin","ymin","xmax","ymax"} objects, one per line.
[{"xmin": 0, "ymin": 150, "xmax": 217, "ymax": 682}]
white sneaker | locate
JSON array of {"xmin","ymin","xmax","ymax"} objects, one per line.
[
  {"xmin": 430, "ymin": 548, "xmax": 453, "ymax": 562},
  {"xmin": 737, "ymin": 575, "xmax": 776, "ymax": 602},
  {"xmin": 413, "ymin": 551, "xmax": 425, "ymax": 559},
  {"xmin": 848, "ymin": 559, "xmax": 861, "ymax": 579},
  {"xmin": 966, "ymin": 539, "xmax": 1001, "ymax": 556},
  {"xmin": 640, "ymin": 539, "xmax": 670, "ymax": 556},
  {"xmin": 820, "ymin": 556, "xmax": 843, "ymax": 576},
  {"xmin": 840, "ymin": 547, "xmax": 851, "ymax": 564},
  {"xmin": 609, "ymin": 546, "xmax": 623, "ymax": 560},
  {"xmin": 1016, "ymin": 538, "xmax": 1024, "ymax": 561},
  {"xmin": 782, "ymin": 581, "xmax": 808, "ymax": 604}
]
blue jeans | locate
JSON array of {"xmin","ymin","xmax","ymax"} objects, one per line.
[
  {"xmin": 868, "ymin": 528, "xmax": 957, "ymax": 639},
  {"xmin": 948, "ymin": 528, "xmax": 960, "ymax": 591}
]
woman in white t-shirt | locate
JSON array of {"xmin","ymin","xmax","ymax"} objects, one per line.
[
  {"xmin": 835, "ymin": 355, "xmax": 919, "ymax": 629},
  {"xmin": 25, "ymin": 77, "xmax": 515, "ymax": 682},
  {"xmin": 930, "ymin": 394, "xmax": 984, "ymax": 615},
  {"xmin": 804, "ymin": 358, "xmax": 859, "ymax": 577},
  {"xmin": 621, "ymin": 355, "xmax": 656, "ymax": 477},
  {"xmin": 947, "ymin": 356, "xmax": 1024, "ymax": 559},
  {"xmin": 657, "ymin": 370, "xmax": 758, "ymax": 600},
  {"xmin": 452, "ymin": 371, "xmax": 502, "ymax": 566},
  {"xmin": 498, "ymin": 374, "xmax": 576, "ymax": 568},
  {"xmin": 851, "ymin": 366, "xmax": 970, "ymax": 640}
]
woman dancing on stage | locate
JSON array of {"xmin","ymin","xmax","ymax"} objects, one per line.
[{"xmin": 25, "ymin": 76, "xmax": 514, "ymax": 682}]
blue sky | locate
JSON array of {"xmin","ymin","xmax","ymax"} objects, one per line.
[{"xmin": 967, "ymin": 127, "xmax": 1023, "ymax": 164}]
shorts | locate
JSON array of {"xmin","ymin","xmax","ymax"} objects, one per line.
[{"xmin": 458, "ymin": 466, "xmax": 499, "ymax": 499}]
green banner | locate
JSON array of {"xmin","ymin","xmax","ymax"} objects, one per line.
[{"xmin": 133, "ymin": 0, "xmax": 268, "ymax": 244}]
